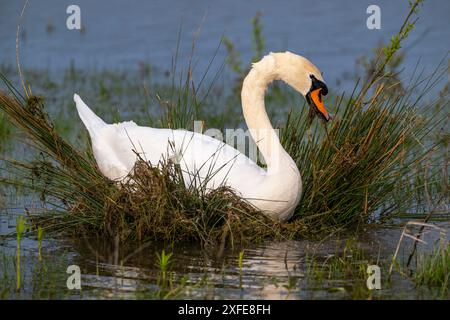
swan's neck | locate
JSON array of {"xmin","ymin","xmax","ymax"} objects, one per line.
[{"xmin": 241, "ymin": 55, "xmax": 293, "ymax": 173}]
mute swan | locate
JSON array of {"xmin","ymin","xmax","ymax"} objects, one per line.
[{"xmin": 74, "ymin": 51, "xmax": 329, "ymax": 221}]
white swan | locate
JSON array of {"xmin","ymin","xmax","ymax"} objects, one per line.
[{"xmin": 74, "ymin": 52, "xmax": 330, "ymax": 221}]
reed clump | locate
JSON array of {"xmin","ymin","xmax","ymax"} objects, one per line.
[
  {"xmin": 414, "ymin": 244, "xmax": 450, "ymax": 297},
  {"xmin": 80, "ymin": 156, "xmax": 277, "ymax": 244},
  {"xmin": 281, "ymin": 78, "xmax": 446, "ymax": 234},
  {"xmin": 0, "ymin": 88, "xmax": 278, "ymax": 245}
]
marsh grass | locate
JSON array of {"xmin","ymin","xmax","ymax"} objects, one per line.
[
  {"xmin": 0, "ymin": 111, "xmax": 13, "ymax": 149},
  {"xmin": 155, "ymin": 249, "xmax": 172, "ymax": 294},
  {"xmin": 414, "ymin": 244, "xmax": 450, "ymax": 297},
  {"xmin": 304, "ymin": 239, "xmax": 386, "ymax": 299},
  {"xmin": 153, "ymin": 249, "xmax": 191, "ymax": 299},
  {"xmin": 281, "ymin": 68, "xmax": 447, "ymax": 233},
  {"xmin": 0, "ymin": 248, "xmax": 76, "ymax": 299},
  {"xmin": 0, "ymin": 93, "xmax": 273, "ymax": 244},
  {"xmin": 238, "ymin": 249, "xmax": 244, "ymax": 289},
  {"xmin": 37, "ymin": 226, "xmax": 43, "ymax": 262},
  {"xmin": 0, "ymin": 0, "xmax": 448, "ymax": 246},
  {"xmin": 0, "ymin": 83, "xmax": 276, "ymax": 245},
  {"xmin": 15, "ymin": 215, "xmax": 25, "ymax": 291},
  {"xmin": 306, "ymin": 240, "xmax": 370, "ymax": 283}
]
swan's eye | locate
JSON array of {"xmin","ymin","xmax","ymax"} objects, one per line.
[
  {"xmin": 309, "ymin": 74, "xmax": 327, "ymax": 96},
  {"xmin": 321, "ymin": 84, "xmax": 328, "ymax": 96}
]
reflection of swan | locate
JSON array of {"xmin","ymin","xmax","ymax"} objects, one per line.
[
  {"xmin": 74, "ymin": 52, "xmax": 329, "ymax": 221},
  {"xmin": 243, "ymin": 241, "xmax": 305, "ymax": 300}
]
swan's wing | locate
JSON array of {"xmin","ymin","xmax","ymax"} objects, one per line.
[
  {"xmin": 167, "ymin": 129, "xmax": 266, "ymax": 191},
  {"xmin": 87, "ymin": 121, "xmax": 266, "ymax": 191},
  {"xmin": 113, "ymin": 126, "xmax": 266, "ymax": 189}
]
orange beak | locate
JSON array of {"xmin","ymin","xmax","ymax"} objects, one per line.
[{"xmin": 309, "ymin": 88, "xmax": 330, "ymax": 121}]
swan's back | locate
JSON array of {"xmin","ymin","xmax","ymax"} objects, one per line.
[
  {"xmin": 74, "ymin": 93, "xmax": 265, "ymax": 194},
  {"xmin": 98, "ymin": 124, "xmax": 266, "ymax": 192}
]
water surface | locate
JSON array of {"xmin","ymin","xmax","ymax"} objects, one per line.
[{"xmin": 0, "ymin": 0, "xmax": 449, "ymax": 90}]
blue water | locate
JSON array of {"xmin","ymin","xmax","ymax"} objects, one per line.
[{"xmin": 0, "ymin": 0, "xmax": 449, "ymax": 90}]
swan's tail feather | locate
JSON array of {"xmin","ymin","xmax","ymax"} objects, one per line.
[{"xmin": 74, "ymin": 94, "xmax": 106, "ymax": 134}]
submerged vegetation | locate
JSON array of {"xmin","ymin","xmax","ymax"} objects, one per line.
[
  {"xmin": 15, "ymin": 216, "xmax": 25, "ymax": 291},
  {"xmin": 0, "ymin": 0, "xmax": 448, "ymax": 252},
  {"xmin": 414, "ymin": 245, "xmax": 449, "ymax": 296}
]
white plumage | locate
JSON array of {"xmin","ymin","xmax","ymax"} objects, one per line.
[{"xmin": 74, "ymin": 52, "xmax": 327, "ymax": 221}]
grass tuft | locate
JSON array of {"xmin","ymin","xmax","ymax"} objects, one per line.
[
  {"xmin": 415, "ymin": 244, "xmax": 450, "ymax": 297},
  {"xmin": 281, "ymin": 74, "xmax": 447, "ymax": 233}
]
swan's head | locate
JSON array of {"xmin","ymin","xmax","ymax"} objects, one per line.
[{"xmin": 271, "ymin": 52, "xmax": 330, "ymax": 121}]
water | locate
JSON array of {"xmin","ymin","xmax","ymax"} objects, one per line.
[
  {"xmin": 0, "ymin": 0, "xmax": 449, "ymax": 90},
  {"xmin": 1, "ymin": 208, "xmax": 449, "ymax": 299}
]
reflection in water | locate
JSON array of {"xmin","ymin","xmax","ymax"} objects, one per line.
[
  {"xmin": 0, "ymin": 220, "xmax": 448, "ymax": 299},
  {"xmin": 37, "ymin": 225, "xmax": 444, "ymax": 300}
]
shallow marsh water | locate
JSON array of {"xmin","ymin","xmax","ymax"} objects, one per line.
[
  {"xmin": 1, "ymin": 209, "xmax": 449, "ymax": 299},
  {"xmin": 1, "ymin": 0, "xmax": 449, "ymax": 92}
]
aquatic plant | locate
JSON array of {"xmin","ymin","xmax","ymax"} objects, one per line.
[
  {"xmin": 223, "ymin": 11, "xmax": 287, "ymax": 106},
  {"xmin": 1, "ymin": 247, "xmax": 77, "ymax": 299},
  {"xmin": 37, "ymin": 226, "xmax": 43, "ymax": 262},
  {"xmin": 238, "ymin": 249, "xmax": 244, "ymax": 289},
  {"xmin": 281, "ymin": 69, "xmax": 446, "ymax": 233},
  {"xmin": 307, "ymin": 240, "xmax": 369, "ymax": 281},
  {"xmin": 153, "ymin": 249, "xmax": 192, "ymax": 299},
  {"xmin": 15, "ymin": 215, "xmax": 25, "ymax": 291},
  {"xmin": 280, "ymin": 0, "xmax": 447, "ymax": 232},
  {"xmin": 156, "ymin": 249, "xmax": 172, "ymax": 286},
  {"xmin": 0, "ymin": 82, "xmax": 277, "ymax": 245},
  {"xmin": 414, "ymin": 244, "xmax": 449, "ymax": 297},
  {"xmin": 304, "ymin": 239, "xmax": 384, "ymax": 299}
]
